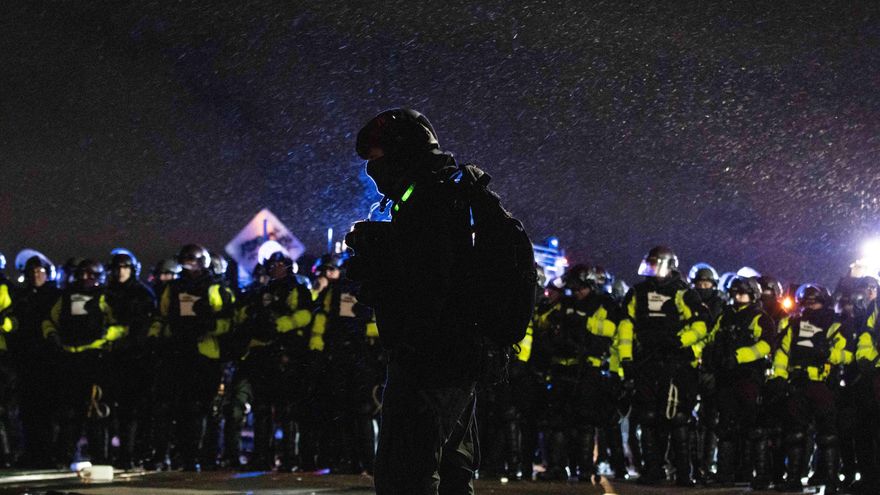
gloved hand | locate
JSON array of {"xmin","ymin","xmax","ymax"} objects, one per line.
[
  {"xmin": 810, "ymin": 333, "xmax": 831, "ymax": 362},
  {"xmin": 857, "ymin": 357, "xmax": 878, "ymax": 375},
  {"xmin": 721, "ymin": 350, "xmax": 739, "ymax": 371},
  {"xmin": 47, "ymin": 331, "xmax": 64, "ymax": 351},
  {"xmin": 193, "ymin": 298, "xmax": 212, "ymax": 317}
]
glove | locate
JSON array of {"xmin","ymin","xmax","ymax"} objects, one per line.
[
  {"xmin": 193, "ymin": 298, "xmax": 212, "ymax": 317},
  {"xmin": 47, "ymin": 332, "xmax": 64, "ymax": 351},
  {"xmin": 807, "ymin": 331, "xmax": 830, "ymax": 361},
  {"xmin": 721, "ymin": 350, "xmax": 739, "ymax": 371},
  {"xmin": 857, "ymin": 358, "xmax": 878, "ymax": 375}
]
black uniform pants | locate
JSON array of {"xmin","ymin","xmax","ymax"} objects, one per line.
[
  {"xmin": 151, "ymin": 350, "xmax": 222, "ymax": 465},
  {"xmin": 374, "ymin": 362, "xmax": 476, "ymax": 495},
  {"xmin": 632, "ymin": 360, "xmax": 698, "ymax": 480}
]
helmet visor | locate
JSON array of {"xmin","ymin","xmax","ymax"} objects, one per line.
[{"xmin": 638, "ymin": 258, "xmax": 672, "ymax": 278}]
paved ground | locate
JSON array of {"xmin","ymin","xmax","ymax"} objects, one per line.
[{"xmin": 0, "ymin": 469, "xmax": 832, "ymax": 495}]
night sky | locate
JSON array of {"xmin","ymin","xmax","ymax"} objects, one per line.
[{"xmin": 2, "ymin": 1, "xmax": 879, "ymax": 286}]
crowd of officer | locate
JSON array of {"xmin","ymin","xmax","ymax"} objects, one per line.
[
  {"xmin": 0, "ymin": 245, "xmax": 380, "ymax": 475},
  {"xmin": 0, "ymin": 243, "xmax": 878, "ymax": 494},
  {"xmin": 475, "ymin": 246, "xmax": 879, "ymax": 495}
]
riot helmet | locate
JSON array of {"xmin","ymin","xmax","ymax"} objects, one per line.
[
  {"xmin": 588, "ymin": 265, "xmax": 613, "ymax": 293},
  {"xmin": 718, "ymin": 272, "xmax": 737, "ymax": 293},
  {"xmin": 312, "ymin": 254, "xmax": 341, "ymax": 280},
  {"xmin": 74, "ymin": 259, "xmax": 105, "ymax": 290},
  {"xmin": 209, "ymin": 251, "xmax": 228, "ymax": 279},
  {"xmin": 795, "ymin": 283, "xmax": 831, "ymax": 309},
  {"xmin": 109, "ymin": 251, "xmax": 140, "ymax": 284},
  {"xmin": 264, "ymin": 251, "xmax": 294, "ymax": 280},
  {"xmin": 728, "ymin": 276, "xmax": 761, "ymax": 304},
  {"xmin": 154, "ymin": 258, "xmax": 181, "ymax": 282},
  {"xmin": 177, "ymin": 244, "xmax": 211, "ymax": 275},
  {"xmin": 60, "ymin": 257, "xmax": 83, "ymax": 288},
  {"xmin": 637, "ymin": 246, "xmax": 678, "ymax": 279},
  {"xmin": 688, "ymin": 263, "xmax": 719, "ymax": 287},
  {"xmin": 563, "ymin": 264, "xmax": 597, "ymax": 298},
  {"xmin": 22, "ymin": 255, "xmax": 54, "ymax": 288},
  {"xmin": 857, "ymin": 276, "xmax": 879, "ymax": 302}
]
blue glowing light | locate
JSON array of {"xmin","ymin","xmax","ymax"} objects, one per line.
[{"xmin": 233, "ymin": 471, "xmax": 267, "ymax": 479}]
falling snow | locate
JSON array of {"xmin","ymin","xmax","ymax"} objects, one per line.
[{"xmin": 1, "ymin": 1, "xmax": 879, "ymax": 286}]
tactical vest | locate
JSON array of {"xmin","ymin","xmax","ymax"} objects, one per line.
[
  {"xmin": 548, "ymin": 301, "xmax": 587, "ymax": 361},
  {"xmin": 58, "ymin": 290, "xmax": 106, "ymax": 347},
  {"xmin": 319, "ymin": 280, "xmax": 367, "ymax": 349},
  {"xmin": 633, "ymin": 279, "xmax": 688, "ymax": 351},
  {"xmin": 788, "ymin": 309, "xmax": 836, "ymax": 368},
  {"xmin": 574, "ymin": 295, "xmax": 613, "ymax": 360},
  {"xmin": 267, "ymin": 276, "xmax": 311, "ymax": 349},
  {"xmin": 716, "ymin": 305, "xmax": 763, "ymax": 350},
  {"xmin": 166, "ymin": 278, "xmax": 212, "ymax": 342}
]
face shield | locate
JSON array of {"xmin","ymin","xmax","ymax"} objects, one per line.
[{"xmin": 638, "ymin": 257, "xmax": 673, "ymax": 278}]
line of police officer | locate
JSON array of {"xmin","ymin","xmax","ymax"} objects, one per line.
[
  {"xmin": 0, "ymin": 245, "xmax": 380, "ymax": 473},
  {"xmin": 1, "ymin": 243, "xmax": 879, "ymax": 491},
  {"xmin": 475, "ymin": 246, "xmax": 880, "ymax": 495}
]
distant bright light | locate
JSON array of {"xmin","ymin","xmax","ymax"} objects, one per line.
[
  {"xmin": 862, "ymin": 238, "xmax": 880, "ymax": 258},
  {"xmin": 547, "ymin": 237, "xmax": 559, "ymax": 248},
  {"xmin": 860, "ymin": 238, "xmax": 880, "ymax": 272},
  {"xmin": 782, "ymin": 296, "xmax": 794, "ymax": 311}
]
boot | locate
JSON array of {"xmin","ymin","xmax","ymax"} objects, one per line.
[
  {"xmin": 536, "ymin": 431, "xmax": 568, "ymax": 481},
  {"xmin": 697, "ymin": 428, "xmax": 717, "ymax": 484},
  {"xmin": 813, "ymin": 435, "xmax": 840, "ymax": 494},
  {"xmin": 115, "ymin": 419, "xmax": 139, "ymax": 470},
  {"xmin": 577, "ymin": 428, "xmax": 595, "ymax": 483},
  {"xmin": 0, "ymin": 419, "xmax": 12, "ymax": 468},
  {"xmin": 86, "ymin": 420, "xmax": 109, "ymax": 464},
  {"xmin": 735, "ymin": 434, "xmax": 754, "ymax": 483},
  {"xmin": 711, "ymin": 439, "xmax": 736, "ymax": 486},
  {"xmin": 248, "ymin": 407, "xmax": 275, "ymax": 471},
  {"xmin": 750, "ymin": 429, "xmax": 771, "ymax": 490},
  {"xmin": 605, "ymin": 424, "xmax": 628, "ymax": 480},
  {"xmin": 356, "ymin": 414, "xmax": 376, "ymax": 475},
  {"xmin": 636, "ymin": 423, "xmax": 665, "ymax": 484},
  {"xmin": 671, "ymin": 424, "xmax": 694, "ymax": 487},
  {"xmin": 770, "ymin": 427, "xmax": 787, "ymax": 486},
  {"xmin": 779, "ymin": 432, "xmax": 805, "ymax": 492},
  {"xmin": 504, "ymin": 419, "xmax": 523, "ymax": 479}
]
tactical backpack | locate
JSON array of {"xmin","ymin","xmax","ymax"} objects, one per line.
[{"xmin": 451, "ymin": 164, "xmax": 537, "ymax": 348}]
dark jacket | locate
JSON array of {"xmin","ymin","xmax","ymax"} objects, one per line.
[{"xmin": 369, "ymin": 152, "xmax": 481, "ymax": 387}]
